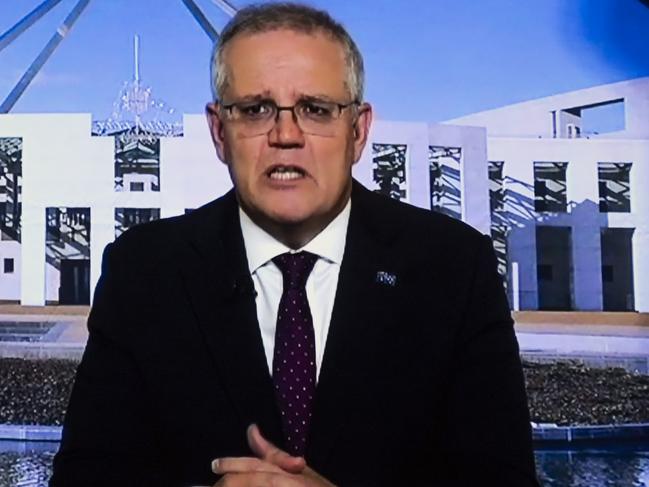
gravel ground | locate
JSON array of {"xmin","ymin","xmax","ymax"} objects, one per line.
[
  {"xmin": 0, "ymin": 358, "xmax": 77, "ymax": 426},
  {"xmin": 1, "ymin": 358, "xmax": 648, "ymax": 426},
  {"xmin": 524, "ymin": 360, "xmax": 649, "ymax": 426}
]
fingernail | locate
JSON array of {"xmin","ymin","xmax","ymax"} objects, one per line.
[{"xmin": 211, "ymin": 459, "xmax": 220, "ymax": 472}]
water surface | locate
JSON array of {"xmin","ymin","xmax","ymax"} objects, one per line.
[{"xmin": 1, "ymin": 442, "xmax": 649, "ymax": 486}]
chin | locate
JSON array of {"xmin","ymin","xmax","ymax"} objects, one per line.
[
  {"xmin": 266, "ymin": 208, "xmax": 315, "ymax": 226},
  {"xmin": 257, "ymin": 196, "xmax": 317, "ymax": 223}
]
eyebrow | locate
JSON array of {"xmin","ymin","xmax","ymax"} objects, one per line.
[
  {"xmin": 299, "ymin": 94, "xmax": 338, "ymax": 103},
  {"xmin": 230, "ymin": 93, "xmax": 270, "ymax": 103},
  {"xmin": 230, "ymin": 92, "xmax": 339, "ymax": 104}
]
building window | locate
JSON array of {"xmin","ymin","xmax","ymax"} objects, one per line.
[
  {"xmin": 534, "ymin": 162, "xmax": 568, "ymax": 212},
  {"xmin": 372, "ymin": 143, "xmax": 407, "ymax": 201},
  {"xmin": 429, "ymin": 146, "xmax": 462, "ymax": 220},
  {"xmin": 598, "ymin": 162, "xmax": 631, "ymax": 213},
  {"xmin": 111, "ymin": 129, "xmax": 161, "ymax": 192},
  {"xmin": 0, "ymin": 137, "xmax": 23, "ymax": 243},
  {"xmin": 4, "ymin": 258, "xmax": 14, "ymax": 273},
  {"xmin": 488, "ymin": 161, "xmax": 508, "ymax": 286},
  {"xmin": 45, "ymin": 208, "xmax": 61, "ymax": 243},
  {"xmin": 115, "ymin": 208, "xmax": 161, "ymax": 238},
  {"xmin": 536, "ymin": 226, "xmax": 573, "ymax": 310},
  {"xmin": 601, "ymin": 228, "xmax": 635, "ymax": 311},
  {"xmin": 488, "ymin": 161, "xmax": 505, "ymax": 213}
]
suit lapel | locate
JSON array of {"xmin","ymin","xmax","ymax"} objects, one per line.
[
  {"xmin": 179, "ymin": 190, "xmax": 285, "ymax": 450},
  {"xmin": 307, "ymin": 182, "xmax": 401, "ymax": 470},
  {"xmin": 177, "ymin": 182, "xmax": 402, "ymax": 461}
]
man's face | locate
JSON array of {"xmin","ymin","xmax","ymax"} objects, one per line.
[{"xmin": 207, "ymin": 29, "xmax": 372, "ymax": 231}]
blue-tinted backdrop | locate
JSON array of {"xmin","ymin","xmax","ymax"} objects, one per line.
[{"xmin": 1, "ymin": 0, "xmax": 648, "ymax": 121}]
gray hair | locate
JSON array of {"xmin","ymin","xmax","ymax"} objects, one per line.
[{"xmin": 210, "ymin": 2, "xmax": 365, "ymax": 102}]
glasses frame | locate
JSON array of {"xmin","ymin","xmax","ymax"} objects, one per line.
[{"xmin": 217, "ymin": 98, "xmax": 360, "ymax": 137}]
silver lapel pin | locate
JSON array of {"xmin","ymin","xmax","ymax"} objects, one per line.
[{"xmin": 376, "ymin": 271, "xmax": 397, "ymax": 287}]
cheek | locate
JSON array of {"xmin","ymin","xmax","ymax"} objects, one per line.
[
  {"xmin": 312, "ymin": 140, "xmax": 352, "ymax": 181},
  {"xmin": 253, "ymin": 141, "xmax": 269, "ymax": 177},
  {"xmin": 226, "ymin": 138, "xmax": 265, "ymax": 182}
]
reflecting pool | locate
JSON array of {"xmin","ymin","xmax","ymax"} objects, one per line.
[
  {"xmin": 1, "ymin": 442, "xmax": 649, "ymax": 486},
  {"xmin": 535, "ymin": 447, "xmax": 649, "ymax": 486},
  {"xmin": 0, "ymin": 441, "xmax": 56, "ymax": 487}
]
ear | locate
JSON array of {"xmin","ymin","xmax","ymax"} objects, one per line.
[
  {"xmin": 206, "ymin": 102, "xmax": 227, "ymax": 164},
  {"xmin": 351, "ymin": 102, "xmax": 373, "ymax": 164}
]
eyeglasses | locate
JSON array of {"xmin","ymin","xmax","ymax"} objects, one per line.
[{"xmin": 218, "ymin": 98, "xmax": 359, "ymax": 137}]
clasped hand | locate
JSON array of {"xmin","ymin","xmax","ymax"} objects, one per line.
[{"xmin": 211, "ymin": 424, "xmax": 336, "ymax": 487}]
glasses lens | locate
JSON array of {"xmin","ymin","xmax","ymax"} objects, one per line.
[
  {"xmin": 236, "ymin": 101, "xmax": 275, "ymax": 121},
  {"xmin": 293, "ymin": 101, "xmax": 338, "ymax": 136},
  {"xmin": 224, "ymin": 100, "xmax": 350, "ymax": 137},
  {"xmin": 227, "ymin": 101, "xmax": 273, "ymax": 136}
]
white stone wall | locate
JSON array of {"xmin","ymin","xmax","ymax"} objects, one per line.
[
  {"xmin": 446, "ymin": 77, "xmax": 649, "ymax": 139},
  {"xmin": 0, "ymin": 114, "xmax": 113, "ymax": 305},
  {"xmin": 160, "ymin": 114, "xmax": 232, "ymax": 217},
  {"xmin": 356, "ymin": 120, "xmax": 427, "ymax": 207},
  {"xmin": 486, "ymin": 137, "xmax": 649, "ymax": 311},
  {"xmin": 0, "ymin": 241, "xmax": 20, "ymax": 300},
  {"xmin": 355, "ymin": 120, "xmax": 489, "ymax": 233},
  {"xmin": 0, "ymin": 113, "xmax": 230, "ymax": 306},
  {"xmin": 628, "ymin": 143, "xmax": 649, "ymax": 312}
]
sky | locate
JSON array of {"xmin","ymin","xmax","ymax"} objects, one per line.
[{"xmin": 0, "ymin": 0, "xmax": 648, "ymax": 123}]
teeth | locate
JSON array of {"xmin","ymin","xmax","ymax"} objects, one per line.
[
  {"xmin": 268, "ymin": 166, "xmax": 304, "ymax": 180},
  {"xmin": 270, "ymin": 171, "xmax": 303, "ymax": 180}
]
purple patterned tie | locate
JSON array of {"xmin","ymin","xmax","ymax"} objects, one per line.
[{"xmin": 272, "ymin": 251, "xmax": 319, "ymax": 456}]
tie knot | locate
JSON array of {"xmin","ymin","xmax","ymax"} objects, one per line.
[{"xmin": 272, "ymin": 251, "xmax": 318, "ymax": 290}]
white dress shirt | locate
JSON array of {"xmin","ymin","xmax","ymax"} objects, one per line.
[{"xmin": 239, "ymin": 200, "xmax": 351, "ymax": 382}]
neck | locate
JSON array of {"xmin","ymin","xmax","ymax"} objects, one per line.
[{"xmin": 263, "ymin": 220, "xmax": 325, "ymax": 250}]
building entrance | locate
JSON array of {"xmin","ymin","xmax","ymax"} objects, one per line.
[
  {"xmin": 601, "ymin": 228, "xmax": 635, "ymax": 311},
  {"xmin": 536, "ymin": 226, "xmax": 573, "ymax": 310},
  {"xmin": 59, "ymin": 259, "xmax": 90, "ymax": 305}
]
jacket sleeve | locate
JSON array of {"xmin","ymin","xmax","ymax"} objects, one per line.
[
  {"xmin": 441, "ymin": 234, "xmax": 540, "ymax": 486},
  {"xmin": 50, "ymin": 242, "xmax": 171, "ymax": 487}
]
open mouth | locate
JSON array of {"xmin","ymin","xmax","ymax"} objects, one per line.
[{"xmin": 266, "ymin": 165, "xmax": 307, "ymax": 181}]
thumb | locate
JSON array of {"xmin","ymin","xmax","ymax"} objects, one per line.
[{"xmin": 247, "ymin": 423, "xmax": 306, "ymax": 474}]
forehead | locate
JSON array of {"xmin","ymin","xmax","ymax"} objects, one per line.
[{"xmin": 221, "ymin": 29, "xmax": 348, "ymax": 100}]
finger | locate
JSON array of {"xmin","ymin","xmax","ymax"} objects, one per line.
[
  {"xmin": 212, "ymin": 456, "xmax": 285, "ymax": 475},
  {"xmin": 214, "ymin": 471, "xmax": 303, "ymax": 487},
  {"xmin": 247, "ymin": 424, "xmax": 306, "ymax": 473}
]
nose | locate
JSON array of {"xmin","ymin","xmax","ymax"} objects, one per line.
[{"xmin": 268, "ymin": 109, "xmax": 305, "ymax": 147}]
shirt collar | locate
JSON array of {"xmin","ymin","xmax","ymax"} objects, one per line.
[{"xmin": 239, "ymin": 199, "xmax": 351, "ymax": 274}]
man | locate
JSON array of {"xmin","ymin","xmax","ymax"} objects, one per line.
[{"xmin": 51, "ymin": 3, "xmax": 539, "ymax": 486}]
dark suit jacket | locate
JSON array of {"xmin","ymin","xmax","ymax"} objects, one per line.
[{"xmin": 51, "ymin": 180, "xmax": 539, "ymax": 486}]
